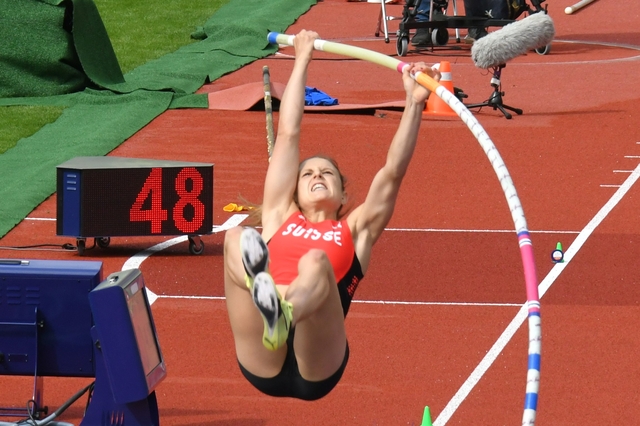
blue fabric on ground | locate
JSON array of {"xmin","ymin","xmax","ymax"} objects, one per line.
[{"xmin": 305, "ymin": 86, "xmax": 338, "ymax": 106}]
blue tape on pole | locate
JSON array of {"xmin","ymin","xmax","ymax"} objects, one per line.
[
  {"xmin": 528, "ymin": 353, "xmax": 541, "ymax": 370},
  {"xmin": 524, "ymin": 392, "xmax": 538, "ymax": 410}
]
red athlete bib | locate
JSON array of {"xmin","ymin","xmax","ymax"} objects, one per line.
[{"xmin": 267, "ymin": 212, "xmax": 356, "ymax": 285}]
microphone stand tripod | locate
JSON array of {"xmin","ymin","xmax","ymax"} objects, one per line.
[{"xmin": 465, "ymin": 64, "xmax": 523, "ymax": 119}]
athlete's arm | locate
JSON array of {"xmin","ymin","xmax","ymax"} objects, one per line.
[
  {"xmin": 262, "ymin": 30, "xmax": 318, "ymax": 237},
  {"xmin": 349, "ymin": 63, "xmax": 439, "ymax": 267}
]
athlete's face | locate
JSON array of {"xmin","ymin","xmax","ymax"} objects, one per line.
[{"xmin": 297, "ymin": 157, "xmax": 344, "ymax": 213}]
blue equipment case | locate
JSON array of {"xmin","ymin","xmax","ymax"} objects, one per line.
[{"xmin": 0, "ymin": 259, "xmax": 103, "ymax": 418}]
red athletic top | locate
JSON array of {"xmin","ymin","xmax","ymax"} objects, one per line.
[{"xmin": 267, "ymin": 212, "xmax": 364, "ymax": 316}]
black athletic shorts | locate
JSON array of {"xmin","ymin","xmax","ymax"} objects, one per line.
[{"xmin": 238, "ymin": 328, "xmax": 350, "ymax": 401}]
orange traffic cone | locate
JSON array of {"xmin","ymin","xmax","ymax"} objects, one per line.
[{"xmin": 423, "ymin": 61, "xmax": 457, "ymax": 117}]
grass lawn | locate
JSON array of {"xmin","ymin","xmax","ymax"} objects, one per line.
[{"xmin": 0, "ymin": 0, "xmax": 230, "ymax": 154}]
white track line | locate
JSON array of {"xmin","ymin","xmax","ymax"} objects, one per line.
[
  {"xmin": 120, "ymin": 222, "xmax": 579, "ymax": 305},
  {"xmin": 153, "ymin": 294, "xmax": 521, "ymax": 307},
  {"xmin": 433, "ymin": 162, "xmax": 640, "ymax": 425},
  {"xmin": 385, "ymin": 228, "xmax": 579, "ymax": 234},
  {"xmin": 353, "ymin": 300, "xmax": 521, "ymax": 307},
  {"xmin": 121, "ymin": 214, "xmax": 248, "ymax": 305},
  {"xmin": 18, "ymin": 216, "xmax": 581, "ymax": 235},
  {"xmin": 121, "ymin": 215, "xmax": 246, "ymax": 270},
  {"xmin": 18, "ymin": 215, "xmax": 581, "ymax": 235},
  {"xmin": 275, "ymin": 39, "xmax": 640, "ymax": 65}
]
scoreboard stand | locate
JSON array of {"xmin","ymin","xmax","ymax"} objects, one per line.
[
  {"xmin": 74, "ymin": 234, "xmax": 204, "ymax": 256},
  {"xmin": 57, "ymin": 157, "xmax": 214, "ymax": 256}
]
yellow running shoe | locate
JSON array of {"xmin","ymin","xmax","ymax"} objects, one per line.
[
  {"xmin": 240, "ymin": 227, "xmax": 293, "ymax": 350},
  {"xmin": 240, "ymin": 227, "xmax": 269, "ymax": 291},
  {"xmin": 253, "ymin": 272, "xmax": 293, "ymax": 351}
]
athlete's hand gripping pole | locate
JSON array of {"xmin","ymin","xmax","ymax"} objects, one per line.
[{"xmin": 267, "ymin": 32, "xmax": 441, "ymax": 91}]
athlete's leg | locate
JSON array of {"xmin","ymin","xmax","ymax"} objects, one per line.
[
  {"xmin": 284, "ymin": 249, "xmax": 348, "ymax": 382},
  {"xmin": 223, "ymin": 226, "xmax": 286, "ymax": 377}
]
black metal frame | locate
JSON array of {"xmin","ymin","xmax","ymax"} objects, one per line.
[
  {"xmin": 389, "ymin": 0, "xmax": 547, "ymax": 56},
  {"xmin": 465, "ymin": 64, "xmax": 523, "ymax": 119}
]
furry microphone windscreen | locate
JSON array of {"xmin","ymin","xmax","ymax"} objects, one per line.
[{"xmin": 471, "ymin": 12, "xmax": 555, "ymax": 69}]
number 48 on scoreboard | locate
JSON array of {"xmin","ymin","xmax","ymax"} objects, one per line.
[{"xmin": 57, "ymin": 157, "xmax": 214, "ymax": 255}]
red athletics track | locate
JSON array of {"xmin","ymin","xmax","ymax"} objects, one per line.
[{"xmin": 1, "ymin": 1, "xmax": 640, "ymax": 424}]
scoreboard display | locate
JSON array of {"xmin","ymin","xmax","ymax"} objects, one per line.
[{"xmin": 57, "ymin": 156, "xmax": 214, "ymax": 238}]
